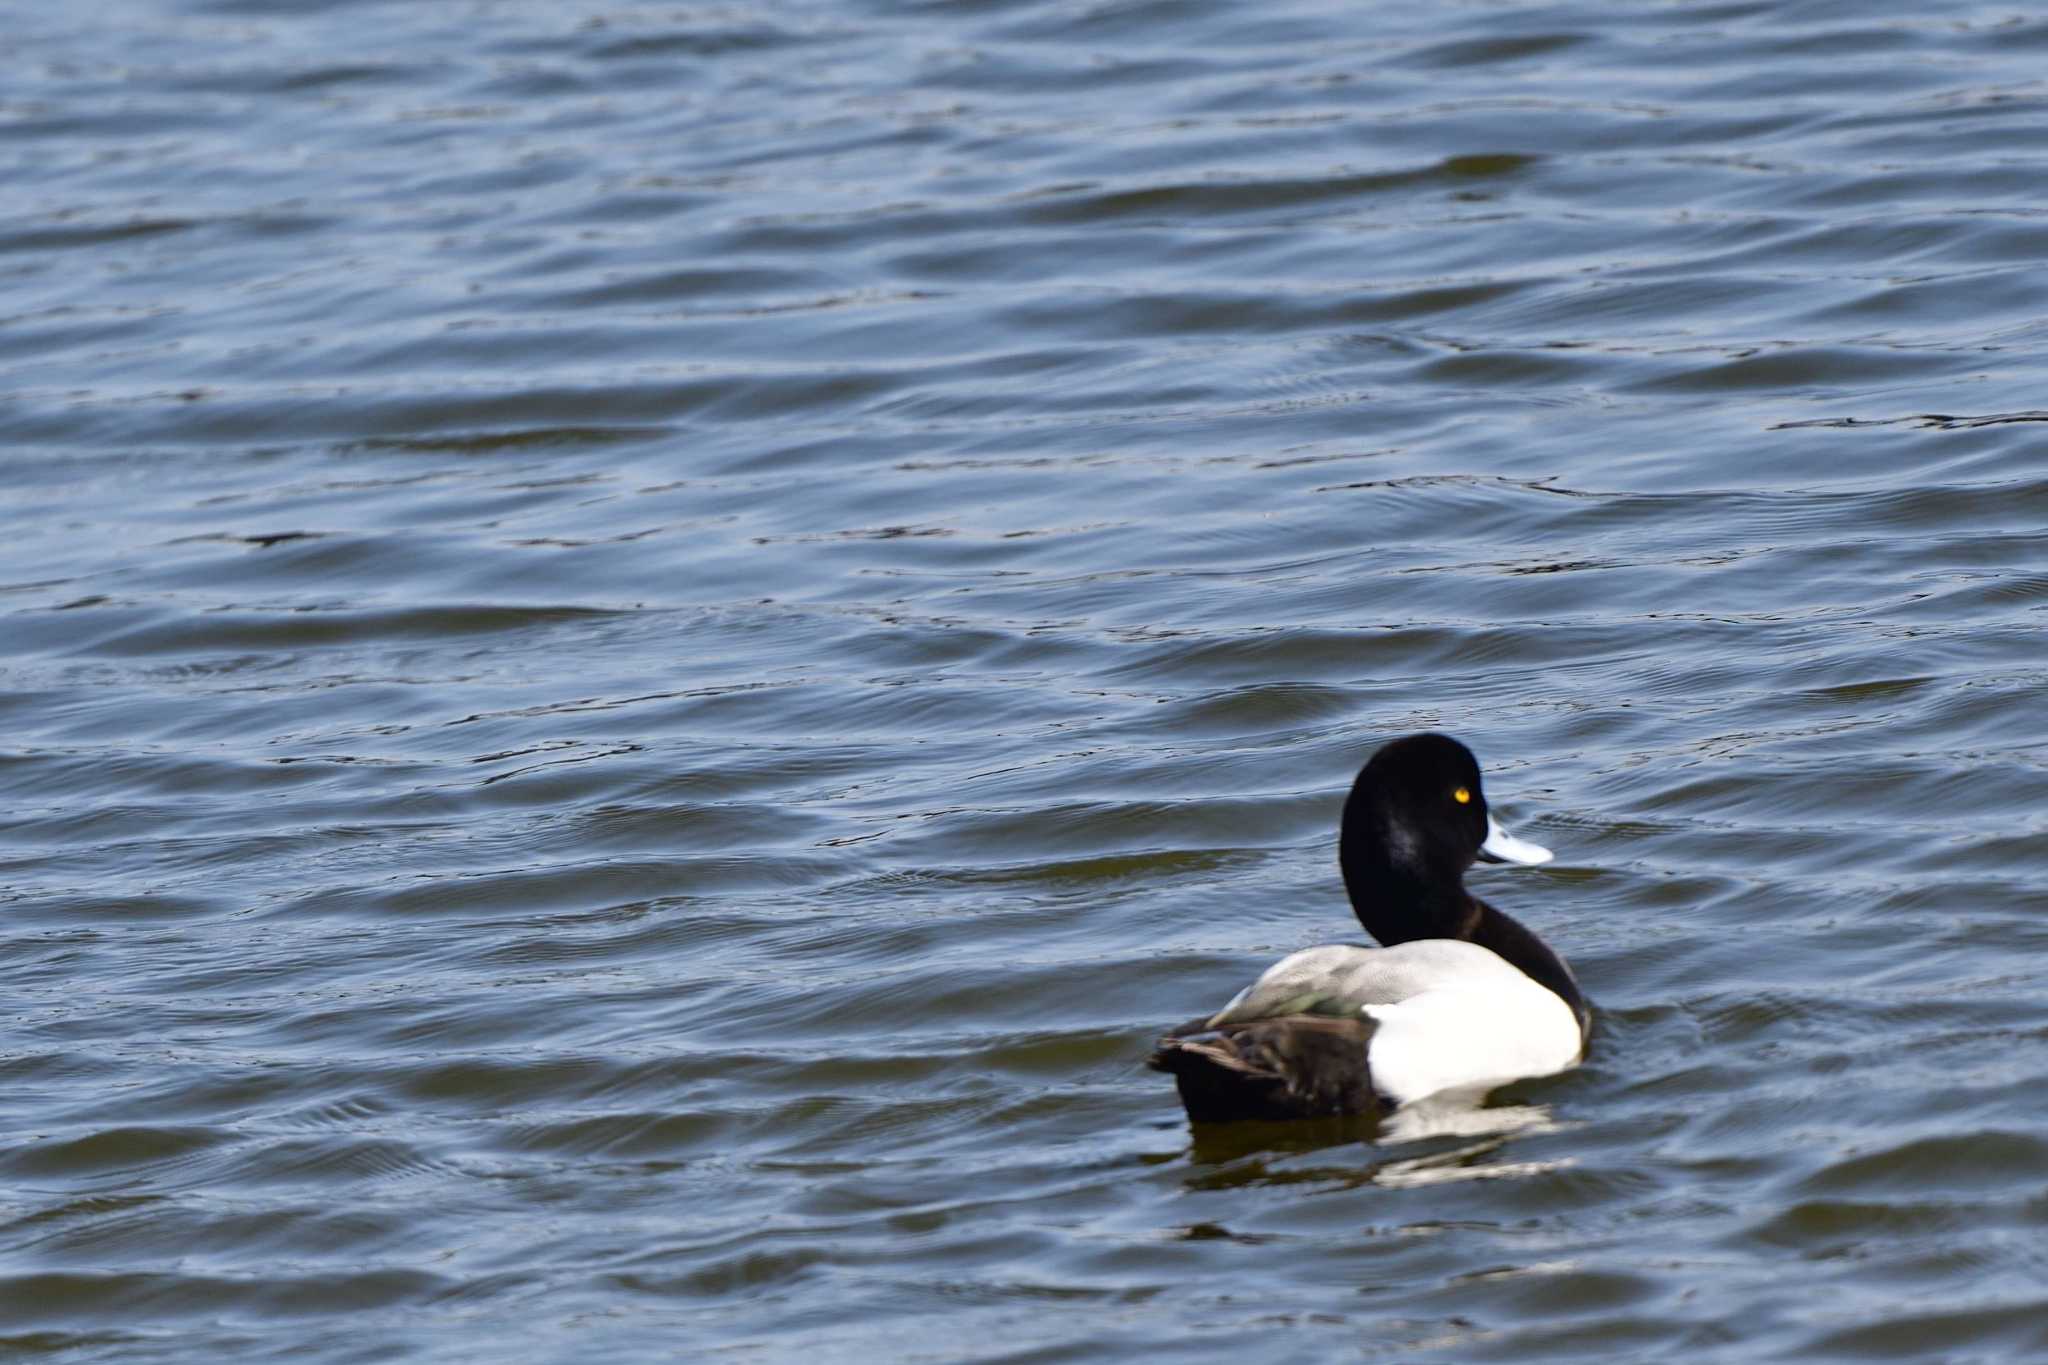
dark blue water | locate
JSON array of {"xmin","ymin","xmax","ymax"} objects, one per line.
[{"xmin": 6, "ymin": 0, "xmax": 2048, "ymax": 1359}]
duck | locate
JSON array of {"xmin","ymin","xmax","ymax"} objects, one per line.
[{"xmin": 1148, "ymin": 733, "xmax": 1588, "ymax": 1124}]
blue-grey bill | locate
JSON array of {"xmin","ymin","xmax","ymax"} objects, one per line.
[{"xmin": 1478, "ymin": 812, "xmax": 1553, "ymax": 865}]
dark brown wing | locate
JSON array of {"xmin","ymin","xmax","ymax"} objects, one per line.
[{"xmin": 1147, "ymin": 1014, "xmax": 1384, "ymax": 1124}]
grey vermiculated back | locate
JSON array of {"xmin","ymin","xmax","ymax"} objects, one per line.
[
  {"xmin": 5, "ymin": 0, "xmax": 2048, "ymax": 1360},
  {"xmin": 1209, "ymin": 941, "xmax": 1530, "ymax": 1024}
]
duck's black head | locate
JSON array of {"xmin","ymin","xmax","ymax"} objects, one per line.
[{"xmin": 1338, "ymin": 732, "xmax": 1549, "ymax": 945}]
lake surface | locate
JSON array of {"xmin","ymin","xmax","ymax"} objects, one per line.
[{"xmin": 6, "ymin": 0, "xmax": 2048, "ymax": 1358}]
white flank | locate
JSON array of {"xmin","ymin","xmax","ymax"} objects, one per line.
[
  {"xmin": 1360, "ymin": 976, "xmax": 1581, "ymax": 1105},
  {"xmin": 1204, "ymin": 938, "xmax": 1582, "ymax": 1107}
]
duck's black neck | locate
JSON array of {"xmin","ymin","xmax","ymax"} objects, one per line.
[{"xmin": 1465, "ymin": 898, "xmax": 1591, "ymax": 1042}]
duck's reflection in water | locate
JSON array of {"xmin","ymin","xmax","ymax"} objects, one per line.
[
  {"xmin": 1178, "ymin": 1097, "xmax": 1570, "ymax": 1191},
  {"xmin": 1373, "ymin": 1099, "xmax": 1571, "ymax": 1188}
]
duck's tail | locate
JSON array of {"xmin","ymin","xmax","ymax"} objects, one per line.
[{"xmin": 1147, "ymin": 1014, "xmax": 1384, "ymax": 1124}]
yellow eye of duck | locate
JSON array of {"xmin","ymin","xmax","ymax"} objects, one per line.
[{"xmin": 1453, "ymin": 787, "xmax": 1471, "ymax": 804}]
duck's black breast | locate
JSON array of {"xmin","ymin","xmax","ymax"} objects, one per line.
[
  {"xmin": 1467, "ymin": 899, "xmax": 1591, "ymax": 1044},
  {"xmin": 1146, "ymin": 1015, "xmax": 1388, "ymax": 1124}
]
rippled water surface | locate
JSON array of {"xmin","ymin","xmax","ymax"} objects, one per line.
[{"xmin": 7, "ymin": 0, "xmax": 2048, "ymax": 1358}]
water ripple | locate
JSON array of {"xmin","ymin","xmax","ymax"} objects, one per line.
[{"xmin": 5, "ymin": 0, "xmax": 2048, "ymax": 1360}]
